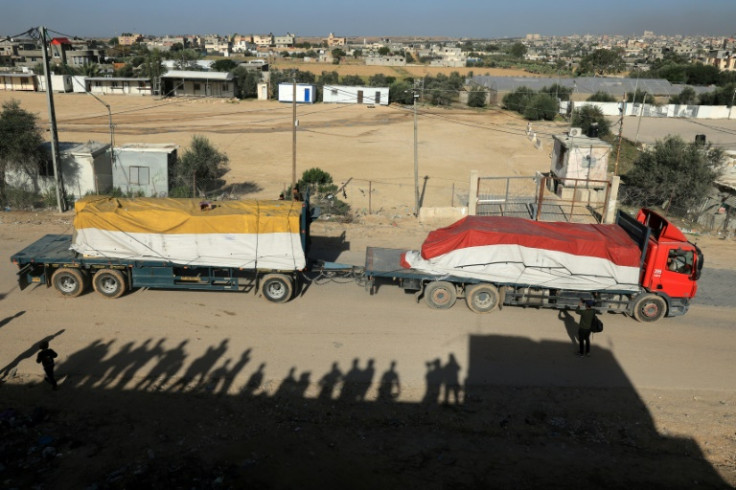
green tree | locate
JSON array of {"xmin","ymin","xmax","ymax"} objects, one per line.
[
  {"xmin": 541, "ymin": 83, "xmax": 572, "ymax": 101},
  {"xmin": 523, "ymin": 93, "xmax": 558, "ymax": 121},
  {"xmin": 509, "ymin": 42, "xmax": 527, "ymax": 59},
  {"xmin": 626, "ymin": 89, "xmax": 655, "ymax": 104},
  {"xmin": 173, "ymin": 136, "xmax": 230, "ymax": 196},
  {"xmin": 340, "ymin": 74, "xmax": 364, "ymax": 86},
  {"xmin": 353, "ymin": 49, "xmax": 362, "ymax": 58},
  {"xmin": 389, "ymin": 80, "xmax": 414, "ymax": 105},
  {"xmin": 587, "ymin": 91, "xmax": 617, "ymax": 102},
  {"xmin": 502, "ymin": 86, "xmax": 536, "ymax": 113},
  {"xmin": 467, "ymin": 85, "xmax": 487, "ymax": 108},
  {"xmin": 318, "ymin": 71, "xmax": 339, "ymax": 86},
  {"xmin": 670, "ymin": 86, "xmax": 697, "ymax": 105},
  {"xmin": 368, "ymin": 73, "xmax": 395, "ymax": 87},
  {"xmin": 297, "ymin": 167, "xmax": 350, "ymax": 216},
  {"xmin": 377, "ymin": 46, "xmax": 390, "ymax": 56},
  {"xmin": 81, "ymin": 62, "xmax": 102, "ymax": 77},
  {"xmin": 331, "ymin": 48, "xmax": 346, "ymax": 61},
  {"xmin": 211, "ymin": 59, "xmax": 237, "ymax": 72},
  {"xmin": 233, "ymin": 67, "xmax": 259, "ymax": 99},
  {"xmin": 404, "ymin": 51, "xmax": 414, "ymax": 63},
  {"xmin": 577, "ymin": 48, "xmax": 625, "ymax": 76},
  {"xmin": 623, "ymin": 135, "xmax": 723, "ymax": 214},
  {"xmin": 139, "ymin": 49, "xmax": 166, "ymax": 82},
  {"xmin": 0, "ymin": 100, "xmax": 47, "ymax": 200},
  {"xmin": 571, "ymin": 105, "xmax": 611, "ymax": 137}
]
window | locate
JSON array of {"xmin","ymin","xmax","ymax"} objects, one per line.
[
  {"xmin": 193, "ymin": 83, "xmax": 201, "ymax": 91},
  {"xmin": 129, "ymin": 166, "xmax": 150, "ymax": 185},
  {"xmin": 666, "ymin": 249, "xmax": 693, "ymax": 275},
  {"xmin": 222, "ymin": 83, "xmax": 229, "ymax": 91}
]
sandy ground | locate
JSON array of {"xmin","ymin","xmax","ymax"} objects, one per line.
[
  {"xmin": 0, "ymin": 91, "xmax": 565, "ymax": 212},
  {"xmin": 0, "ymin": 92, "xmax": 735, "ymax": 488}
]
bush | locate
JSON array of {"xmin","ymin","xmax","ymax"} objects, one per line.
[
  {"xmin": 523, "ymin": 93, "xmax": 558, "ymax": 121},
  {"xmin": 296, "ymin": 167, "xmax": 350, "ymax": 218},
  {"xmin": 587, "ymin": 91, "xmax": 617, "ymax": 102},
  {"xmin": 4, "ymin": 187, "xmax": 38, "ymax": 209},
  {"xmin": 572, "ymin": 105, "xmax": 611, "ymax": 137}
]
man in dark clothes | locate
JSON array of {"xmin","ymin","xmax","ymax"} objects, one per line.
[
  {"xmin": 575, "ymin": 300, "xmax": 596, "ymax": 357},
  {"xmin": 36, "ymin": 340, "xmax": 58, "ymax": 389}
]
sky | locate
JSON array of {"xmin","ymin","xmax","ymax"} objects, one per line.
[{"xmin": 2, "ymin": 0, "xmax": 735, "ymax": 39}]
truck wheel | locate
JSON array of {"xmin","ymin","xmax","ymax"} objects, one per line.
[
  {"xmin": 633, "ymin": 294, "xmax": 667, "ymax": 322},
  {"xmin": 51, "ymin": 268, "xmax": 87, "ymax": 297},
  {"xmin": 93, "ymin": 269, "xmax": 127, "ymax": 299},
  {"xmin": 465, "ymin": 283, "xmax": 500, "ymax": 313},
  {"xmin": 262, "ymin": 274, "xmax": 293, "ymax": 303},
  {"xmin": 424, "ymin": 281, "xmax": 457, "ymax": 309}
]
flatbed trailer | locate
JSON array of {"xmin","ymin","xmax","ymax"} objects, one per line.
[
  {"xmin": 10, "ymin": 197, "xmax": 315, "ymax": 303},
  {"xmin": 314, "ymin": 209, "xmax": 703, "ymax": 322}
]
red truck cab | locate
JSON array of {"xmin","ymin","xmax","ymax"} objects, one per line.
[{"xmin": 636, "ymin": 208, "xmax": 702, "ymax": 301}]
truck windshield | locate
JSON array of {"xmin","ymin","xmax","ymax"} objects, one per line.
[{"xmin": 666, "ymin": 249, "xmax": 694, "ymax": 275}]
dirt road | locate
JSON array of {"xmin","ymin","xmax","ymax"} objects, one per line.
[
  {"xmin": 0, "ymin": 92, "xmax": 734, "ymax": 487},
  {"xmin": 1, "ymin": 213, "xmax": 735, "ymax": 488}
]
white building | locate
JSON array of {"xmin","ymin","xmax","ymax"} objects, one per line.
[
  {"xmin": 86, "ymin": 77, "xmax": 153, "ymax": 96},
  {"xmin": 323, "ymin": 85, "xmax": 389, "ymax": 105},
  {"xmin": 278, "ymin": 83, "xmax": 315, "ymax": 103},
  {"xmin": 6, "ymin": 141, "xmax": 112, "ymax": 199},
  {"xmin": 161, "ymin": 70, "xmax": 235, "ymax": 98},
  {"xmin": 113, "ymin": 143, "xmax": 178, "ymax": 197}
]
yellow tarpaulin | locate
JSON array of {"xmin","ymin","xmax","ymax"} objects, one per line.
[
  {"xmin": 71, "ymin": 197, "xmax": 306, "ymax": 270},
  {"xmin": 74, "ymin": 196, "xmax": 301, "ymax": 234}
]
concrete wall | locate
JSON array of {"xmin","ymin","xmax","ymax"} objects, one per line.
[
  {"xmin": 113, "ymin": 146, "xmax": 177, "ymax": 197},
  {"xmin": 323, "ymin": 85, "xmax": 389, "ymax": 105},
  {"xmin": 573, "ymin": 101, "xmax": 735, "ymax": 119}
]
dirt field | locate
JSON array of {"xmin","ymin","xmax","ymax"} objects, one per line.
[
  {"xmin": 0, "ymin": 90, "xmax": 563, "ymax": 212},
  {"xmin": 1, "ymin": 91, "xmax": 735, "ymax": 488}
]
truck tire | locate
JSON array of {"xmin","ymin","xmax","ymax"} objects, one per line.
[
  {"xmin": 262, "ymin": 274, "xmax": 293, "ymax": 303},
  {"xmin": 93, "ymin": 269, "xmax": 127, "ymax": 299},
  {"xmin": 465, "ymin": 283, "xmax": 500, "ymax": 313},
  {"xmin": 424, "ymin": 281, "xmax": 457, "ymax": 309},
  {"xmin": 632, "ymin": 294, "xmax": 667, "ymax": 322},
  {"xmin": 51, "ymin": 268, "xmax": 87, "ymax": 297}
]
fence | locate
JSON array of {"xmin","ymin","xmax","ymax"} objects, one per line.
[{"xmin": 469, "ymin": 171, "xmax": 618, "ymax": 223}]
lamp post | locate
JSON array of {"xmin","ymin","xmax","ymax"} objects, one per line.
[{"xmin": 413, "ymin": 88, "xmax": 419, "ymax": 216}]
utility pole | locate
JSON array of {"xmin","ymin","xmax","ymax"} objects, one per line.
[
  {"xmin": 291, "ymin": 76, "xmax": 297, "ymax": 195},
  {"xmin": 614, "ymin": 93, "xmax": 625, "ymax": 175},
  {"xmin": 634, "ymin": 91, "xmax": 647, "ymax": 145},
  {"xmin": 729, "ymin": 88, "xmax": 736, "ymax": 120},
  {"xmin": 413, "ymin": 81, "xmax": 420, "ymax": 216},
  {"xmin": 40, "ymin": 26, "xmax": 65, "ymax": 212}
]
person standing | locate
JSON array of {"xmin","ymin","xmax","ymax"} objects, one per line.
[
  {"xmin": 36, "ymin": 340, "xmax": 59, "ymax": 389},
  {"xmin": 575, "ymin": 300, "xmax": 596, "ymax": 358}
]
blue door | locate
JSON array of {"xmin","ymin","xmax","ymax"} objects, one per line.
[{"xmin": 304, "ymin": 88, "xmax": 311, "ymax": 103}]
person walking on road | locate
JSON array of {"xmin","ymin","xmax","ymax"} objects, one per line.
[
  {"xmin": 575, "ymin": 300, "xmax": 596, "ymax": 358},
  {"xmin": 36, "ymin": 340, "xmax": 59, "ymax": 389}
]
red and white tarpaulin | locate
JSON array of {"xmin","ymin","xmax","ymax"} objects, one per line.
[{"xmin": 401, "ymin": 216, "xmax": 642, "ymax": 292}]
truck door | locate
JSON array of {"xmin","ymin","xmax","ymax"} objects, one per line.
[{"xmin": 658, "ymin": 247, "xmax": 697, "ymax": 298}]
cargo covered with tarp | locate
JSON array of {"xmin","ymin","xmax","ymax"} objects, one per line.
[
  {"xmin": 401, "ymin": 216, "xmax": 642, "ymax": 292},
  {"xmin": 71, "ymin": 197, "xmax": 306, "ymax": 270}
]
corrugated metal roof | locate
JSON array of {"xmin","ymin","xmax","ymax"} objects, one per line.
[
  {"xmin": 161, "ymin": 70, "xmax": 233, "ymax": 81},
  {"xmin": 469, "ymin": 75, "xmax": 710, "ymax": 97},
  {"xmin": 86, "ymin": 77, "xmax": 151, "ymax": 82}
]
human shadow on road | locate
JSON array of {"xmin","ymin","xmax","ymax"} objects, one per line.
[
  {"xmin": 0, "ymin": 310, "xmax": 25, "ymax": 330},
  {"xmin": 3, "ymin": 333, "xmax": 726, "ymax": 490},
  {"xmin": 0, "ymin": 327, "xmax": 64, "ymax": 381}
]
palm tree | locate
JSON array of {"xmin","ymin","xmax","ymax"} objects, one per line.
[{"xmin": 82, "ymin": 62, "xmax": 101, "ymax": 77}]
